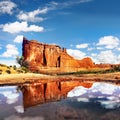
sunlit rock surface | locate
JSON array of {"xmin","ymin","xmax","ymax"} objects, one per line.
[{"xmin": 22, "ymin": 37, "xmax": 95, "ymax": 72}]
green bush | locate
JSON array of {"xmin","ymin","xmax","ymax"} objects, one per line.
[
  {"xmin": 16, "ymin": 56, "xmax": 30, "ymax": 73},
  {"xmin": 16, "ymin": 56, "xmax": 29, "ymax": 68}
]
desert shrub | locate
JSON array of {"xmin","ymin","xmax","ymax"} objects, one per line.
[
  {"xmin": 6, "ymin": 70, "xmax": 11, "ymax": 74},
  {"xmin": 21, "ymin": 66, "xmax": 29, "ymax": 73},
  {"xmin": 16, "ymin": 56, "xmax": 29, "ymax": 68},
  {"xmin": 33, "ymin": 70, "xmax": 39, "ymax": 74},
  {"xmin": 7, "ymin": 66, "xmax": 10, "ymax": 69},
  {"xmin": 112, "ymin": 65, "xmax": 120, "ymax": 71},
  {"xmin": 0, "ymin": 69, "xmax": 2, "ymax": 74},
  {"xmin": 13, "ymin": 65, "xmax": 17, "ymax": 70},
  {"xmin": 0, "ymin": 64, "xmax": 7, "ymax": 67},
  {"xmin": 17, "ymin": 69, "xmax": 24, "ymax": 73},
  {"xmin": 16, "ymin": 56, "xmax": 24, "ymax": 67},
  {"xmin": 16, "ymin": 56, "xmax": 30, "ymax": 73},
  {"xmin": 17, "ymin": 67, "xmax": 29, "ymax": 73}
]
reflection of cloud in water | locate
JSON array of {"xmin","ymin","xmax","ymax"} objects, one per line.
[
  {"xmin": 77, "ymin": 98, "xmax": 89, "ymax": 102},
  {"xmin": 91, "ymin": 83, "xmax": 118, "ymax": 95},
  {"xmin": 4, "ymin": 115, "xmax": 44, "ymax": 120},
  {"xmin": 0, "ymin": 86, "xmax": 19, "ymax": 104},
  {"xmin": 14, "ymin": 105, "xmax": 24, "ymax": 113},
  {"xmin": 67, "ymin": 82, "xmax": 120, "ymax": 109},
  {"xmin": 99, "ymin": 100, "xmax": 120, "ymax": 109},
  {"xmin": 97, "ymin": 96, "xmax": 105, "ymax": 98},
  {"xmin": 67, "ymin": 86, "xmax": 87, "ymax": 97},
  {"xmin": 6, "ymin": 93, "xmax": 19, "ymax": 104}
]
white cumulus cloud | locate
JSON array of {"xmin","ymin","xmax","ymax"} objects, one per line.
[
  {"xmin": 2, "ymin": 21, "xmax": 44, "ymax": 33},
  {"xmin": 0, "ymin": 44, "xmax": 19, "ymax": 58},
  {"xmin": 17, "ymin": 8, "xmax": 48, "ymax": 22},
  {"xmin": 96, "ymin": 47, "xmax": 104, "ymax": 50},
  {"xmin": 16, "ymin": 0, "xmax": 93, "ymax": 23},
  {"xmin": 76, "ymin": 43, "xmax": 89, "ymax": 49},
  {"xmin": 67, "ymin": 36, "xmax": 120, "ymax": 64},
  {"xmin": 96, "ymin": 50, "xmax": 117, "ymax": 64},
  {"xmin": 97, "ymin": 36, "xmax": 120, "ymax": 49},
  {"xmin": 14, "ymin": 35, "xmax": 23, "ymax": 43},
  {"xmin": 0, "ymin": 59, "xmax": 19, "ymax": 66},
  {"xmin": 91, "ymin": 53, "xmax": 97, "ymax": 57},
  {"xmin": 117, "ymin": 55, "xmax": 120, "ymax": 61},
  {"xmin": 0, "ymin": 0, "xmax": 17, "ymax": 15},
  {"xmin": 67, "ymin": 49, "xmax": 86, "ymax": 60},
  {"xmin": 116, "ymin": 47, "xmax": 120, "ymax": 51}
]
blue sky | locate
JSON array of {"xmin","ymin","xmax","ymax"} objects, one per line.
[{"xmin": 0, "ymin": 0, "xmax": 120, "ymax": 65}]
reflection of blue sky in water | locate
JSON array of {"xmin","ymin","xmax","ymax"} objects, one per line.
[
  {"xmin": 0, "ymin": 86, "xmax": 24, "ymax": 114},
  {"xmin": 67, "ymin": 82, "xmax": 120, "ymax": 109},
  {"xmin": 0, "ymin": 82, "xmax": 120, "ymax": 119},
  {"xmin": 0, "ymin": 85, "xmax": 44, "ymax": 120}
]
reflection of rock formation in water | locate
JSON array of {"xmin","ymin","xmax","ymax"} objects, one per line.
[{"xmin": 20, "ymin": 81, "xmax": 93, "ymax": 109}]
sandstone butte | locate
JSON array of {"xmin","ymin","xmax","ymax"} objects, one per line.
[{"xmin": 22, "ymin": 37, "xmax": 111, "ymax": 73}]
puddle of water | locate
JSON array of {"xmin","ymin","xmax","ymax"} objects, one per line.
[
  {"xmin": 67, "ymin": 82, "xmax": 120, "ymax": 109},
  {"xmin": 0, "ymin": 81, "xmax": 120, "ymax": 120}
]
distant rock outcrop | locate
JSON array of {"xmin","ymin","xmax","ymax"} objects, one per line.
[{"xmin": 22, "ymin": 37, "xmax": 95, "ymax": 73}]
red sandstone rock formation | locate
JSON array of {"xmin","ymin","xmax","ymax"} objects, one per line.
[{"xmin": 22, "ymin": 37, "xmax": 95, "ymax": 72}]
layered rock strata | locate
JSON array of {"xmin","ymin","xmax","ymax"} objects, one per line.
[{"xmin": 22, "ymin": 37, "xmax": 95, "ymax": 72}]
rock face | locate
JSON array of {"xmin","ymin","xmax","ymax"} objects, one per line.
[{"xmin": 22, "ymin": 37, "xmax": 95, "ymax": 72}]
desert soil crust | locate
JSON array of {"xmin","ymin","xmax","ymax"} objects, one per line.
[{"xmin": 0, "ymin": 72, "xmax": 120, "ymax": 85}]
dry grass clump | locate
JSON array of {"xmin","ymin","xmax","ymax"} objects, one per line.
[
  {"xmin": 0, "ymin": 64, "xmax": 29, "ymax": 75},
  {"xmin": 0, "ymin": 64, "xmax": 17, "ymax": 74}
]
